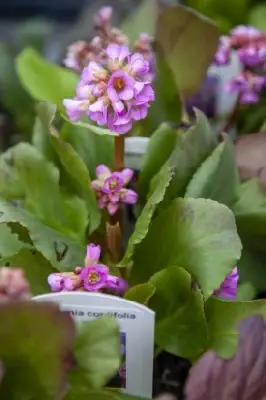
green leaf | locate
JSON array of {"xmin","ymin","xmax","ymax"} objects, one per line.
[
  {"xmin": 121, "ymin": 0, "xmax": 157, "ymax": 41},
  {"xmin": 61, "ymin": 115, "xmax": 117, "ymax": 137},
  {"xmin": 32, "ymin": 102, "xmax": 58, "ymax": 162},
  {"xmin": 150, "ymin": 266, "xmax": 207, "ymax": 358},
  {"xmin": 185, "ymin": 134, "xmax": 240, "ymax": 206},
  {"xmin": 124, "ymin": 283, "xmax": 156, "ymax": 305},
  {"xmin": 16, "ymin": 47, "xmax": 78, "ymax": 109},
  {"xmin": 0, "ymin": 43, "xmax": 35, "ymax": 134},
  {"xmin": 233, "ymin": 179, "xmax": 266, "ymax": 251},
  {"xmin": 0, "ymin": 148, "xmax": 24, "ymax": 199},
  {"xmin": 0, "ymin": 199, "xmax": 85, "ymax": 270},
  {"xmin": 161, "ymin": 110, "xmax": 218, "ymax": 207},
  {"xmin": 0, "ymin": 224, "xmax": 24, "ymax": 257},
  {"xmin": 205, "ymin": 296, "xmax": 266, "ymax": 358},
  {"xmin": 120, "ymin": 166, "xmax": 173, "ymax": 267},
  {"xmin": 138, "ymin": 124, "xmax": 177, "ymax": 201},
  {"xmin": 0, "ymin": 301, "xmax": 75, "ymax": 399},
  {"xmin": 61, "ymin": 122, "xmax": 114, "ymax": 178},
  {"xmin": 249, "ymin": 4, "xmax": 266, "ymax": 31},
  {"xmin": 156, "ymin": 5, "xmax": 220, "ymax": 99},
  {"xmin": 71, "ymin": 317, "xmax": 120, "ymax": 389},
  {"xmin": 0, "ymin": 248, "xmax": 56, "ymax": 295},
  {"xmin": 131, "ymin": 198, "xmax": 242, "ymax": 298},
  {"xmin": 10, "ymin": 142, "xmax": 88, "ymax": 240},
  {"xmin": 50, "ymin": 124, "xmax": 100, "ymax": 232},
  {"xmin": 238, "ymin": 246, "xmax": 266, "ymax": 293}
]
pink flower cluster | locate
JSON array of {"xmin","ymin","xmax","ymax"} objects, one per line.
[
  {"xmin": 214, "ymin": 25, "xmax": 266, "ymax": 104},
  {"xmin": 213, "ymin": 267, "xmax": 239, "ymax": 300},
  {"xmin": 64, "ymin": 6, "xmax": 154, "ymax": 78},
  {"xmin": 48, "ymin": 244, "xmax": 127, "ymax": 295},
  {"xmin": 63, "ymin": 43, "xmax": 155, "ymax": 134},
  {"xmin": 91, "ymin": 165, "xmax": 137, "ymax": 215}
]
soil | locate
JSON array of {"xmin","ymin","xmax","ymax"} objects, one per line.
[{"xmin": 153, "ymin": 352, "xmax": 191, "ymax": 400}]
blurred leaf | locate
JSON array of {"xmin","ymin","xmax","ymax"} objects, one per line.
[
  {"xmin": 0, "ymin": 224, "xmax": 24, "ymax": 258},
  {"xmin": 61, "ymin": 122, "xmax": 114, "ymax": 178},
  {"xmin": 0, "ymin": 147, "xmax": 24, "ymax": 199},
  {"xmin": 0, "ymin": 43, "xmax": 35, "ymax": 133},
  {"xmin": 67, "ymin": 388, "xmax": 140, "ymax": 400},
  {"xmin": 71, "ymin": 317, "xmax": 120, "ymax": 389},
  {"xmin": 0, "ymin": 248, "xmax": 56, "ymax": 295},
  {"xmin": 124, "ymin": 283, "xmax": 156, "ymax": 305},
  {"xmin": 131, "ymin": 198, "xmax": 242, "ymax": 298},
  {"xmin": 17, "ymin": 18, "xmax": 55, "ymax": 52},
  {"xmin": 233, "ymin": 179, "xmax": 266, "ymax": 241},
  {"xmin": 0, "ymin": 199, "xmax": 85, "ymax": 270},
  {"xmin": 138, "ymin": 123, "xmax": 177, "ymax": 201},
  {"xmin": 185, "ymin": 315, "xmax": 266, "ymax": 400},
  {"xmin": 150, "ymin": 266, "xmax": 207, "ymax": 358},
  {"xmin": 0, "ymin": 301, "xmax": 75, "ymax": 399},
  {"xmin": 156, "ymin": 5, "xmax": 219, "ymax": 99},
  {"xmin": 121, "ymin": 0, "xmax": 157, "ymax": 41},
  {"xmin": 120, "ymin": 166, "xmax": 173, "ymax": 267},
  {"xmin": 237, "ymin": 282, "xmax": 256, "ymax": 301},
  {"xmin": 235, "ymin": 132, "xmax": 266, "ymax": 183},
  {"xmin": 249, "ymin": 4, "xmax": 266, "ymax": 31},
  {"xmin": 238, "ymin": 246, "xmax": 266, "ymax": 293},
  {"xmin": 16, "ymin": 47, "xmax": 78, "ymax": 109},
  {"xmin": 186, "ymin": 135, "xmax": 240, "ymax": 206},
  {"xmin": 162, "ymin": 110, "xmax": 218, "ymax": 206},
  {"xmin": 32, "ymin": 102, "xmax": 58, "ymax": 162},
  {"xmin": 50, "ymin": 124, "xmax": 100, "ymax": 232},
  {"xmin": 205, "ymin": 296, "xmax": 266, "ymax": 357}
]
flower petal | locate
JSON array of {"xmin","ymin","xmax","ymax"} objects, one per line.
[
  {"xmin": 120, "ymin": 188, "xmax": 138, "ymax": 204},
  {"xmin": 95, "ymin": 165, "xmax": 111, "ymax": 180},
  {"xmin": 119, "ymin": 86, "xmax": 134, "ymax": 101},
  {"xmin": 85, "ymin": 244, "xmax": 101, "ymax": 265},
  {"xmin": 121, "ymin": 168, "xmax": 134, "ymax": 185},
  {"xmin": 107, "ymin": 202, "xmax": 120, "ymax": 215}
]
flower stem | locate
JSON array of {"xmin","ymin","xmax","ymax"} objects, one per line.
[{"xmin": 109, "ymin": 135, "xmax": 125, "ymax": 261}]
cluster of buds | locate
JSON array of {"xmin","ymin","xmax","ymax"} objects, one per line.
[
  {"xmin": 91, "ymin": 165, "xmax": 137, "ymax": 215},
  {"xmin": 64, "ymin": 6, "xmax": 154, "ymax": 76},
  {"xmin": 214, "ymin": 25, "xmax": 266, "ymax": 104},
  {"xmin": 48, "ymin": 244, "xmax": 128, "ymax": 295},
  {"xmin": 0, "ymin": 267, "xmax": 31, "ymax": 302}
]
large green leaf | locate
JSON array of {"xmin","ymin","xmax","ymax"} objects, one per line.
[
  {"xmin": 0, "ymin": 224, "xmax": 25, "ymax": 258},
  {"xmin": 150, "ymin": 266, "xmax": 207, "ymax": 359},
  {"xmin": 16, "ymin": 47, "xmax": 78, "ymax": 108},
  {"xmin": 70, "ymin": 317, "xmax": 120, "ymax": 389},
  {"xmin": 124, "ymin": 283, "xmax": 156, "ymax": 305},
  {"xmin": 0, "ymin": 301, "xmax": 75, "ymax": 399},
  {"xmin": 156, "ymin": 5, "xmax": 220, "ymax": 99},
  {"xmin": 131, "ymin": 198, "xmax": 242, "ymax": 298},
  {"xmin": 9, "ymin": 142, "xmax": 88, "ymax": 240},
  {"xmin": 0, "ymin": 248, "xmax": 56, "ymax": 295},
  {"xmin": 61, "ymin": 122, "xmax": 114, "ymax": 178},
  {"xmin": 138, "ymin": 124, "xmax": 177, "ymax": 201},
  {"xmin": 0, "ymin": 199, "xmax": 85, "ymax": 270},
  {"xmin": 50, "ymin": 124, "xmax": 100, "ymax": 232},
  {"xmin": 120, "ymin": 166, "xmax": 173, "ymax": 267},
  {"xmin": 161, "ymin": 110, "xmax": 218, "ymax": 207},
  {"xmin": 67, "ymin": 388, "xmax": 140, "ymax": 400},
  {"xmin": 185, "ymin": 135, "xmax": 240, "ymax": 206},
  {"xmin": 62, "ymin": 116, "xmax": 117, "ymax": 137},
  {"xmin": 205, "ymin": 296, "xmax": 266, "ymax": 358},
  {"xmin": 249, "ymin": 4, "xmax": 266, "ymax": 31}
]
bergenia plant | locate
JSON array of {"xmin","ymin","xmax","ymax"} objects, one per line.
[{"xmin": 0, "ymin": 3, "xmax": 266, "ymax": 399}]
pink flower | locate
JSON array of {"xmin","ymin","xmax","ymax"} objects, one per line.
[
  {"xmin": 213, "ymin": 267, "xmax": 239, "ymax": 300},
  {"xmin": 225, "ymin": 71, "xmax": 266, "ymax": 104},
  {"xmin": 91, "ymin": 165, "xmax": 137, "ymax": 215},
  {"xmin": 48, "ymin": 272, "xmax": 82, "ymax": 292},
  {"xmin": 0, "ymin": 267, "xmax": 31, "ymax": 301},
  {"xmin": 80, "ymin": 265, "xmax": 109, "ymax": 291},
  {"xmin": 47, "ymin": 243, "xmax": 128, "ymax": 296},
  {"xmin": 64, "ymin": 43, "xmax": 155, "ymax": 134},
  {"xmin": 85, "ymin": 244, "xmax": 101, "ymax": 266}
]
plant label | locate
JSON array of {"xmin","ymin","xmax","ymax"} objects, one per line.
[{"xmin": 33, "ymin": 292, "xmax": 155, "ymax": 399}]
